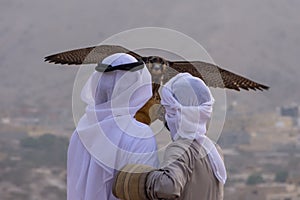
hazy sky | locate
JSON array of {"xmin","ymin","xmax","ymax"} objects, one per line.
[{"xmin": 1, "ymin": 0, "xmax": 299, "ymax": 115}]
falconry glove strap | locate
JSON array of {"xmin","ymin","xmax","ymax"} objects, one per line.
[{"xmin": 113, "ymin": 164, "xmax": 155, "ymax": 200}]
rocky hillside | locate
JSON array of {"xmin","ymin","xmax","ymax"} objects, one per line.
[{"xmin": 1, "ymin": 0, "xmax": 299, "ymax": 123}]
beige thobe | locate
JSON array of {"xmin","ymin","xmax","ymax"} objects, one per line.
[{"xmin": 146, "ymin": 139, "xmax": 224, "ymax": 200}]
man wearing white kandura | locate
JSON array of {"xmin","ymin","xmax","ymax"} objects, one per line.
[{"xmin": 67, "ymin": 53, "xmax": 159, "ymax": 200}]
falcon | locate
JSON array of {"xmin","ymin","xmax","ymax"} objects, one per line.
[{"xmin": 44, "ymin": 45, "xmax": 269, "ymax": 124}]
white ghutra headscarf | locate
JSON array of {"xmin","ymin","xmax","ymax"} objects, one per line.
[
  {"xmin": 77, "ymin": 53, "xmax": 158, "ymax": 171},
  {"xmin": 160, "ymin": 73, "xmax": 227, "ymax": 184}
]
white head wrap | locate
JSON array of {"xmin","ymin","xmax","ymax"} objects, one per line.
[
  {"xmin": 160, "ymin": 73, "xmax": 227, "ymax": 184},
  {"xmin": 76, "ymin": 53, "xmax": 158, "ymax": 171}
]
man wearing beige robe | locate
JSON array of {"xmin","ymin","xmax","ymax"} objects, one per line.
[{"xmin": 113, "ymin": 73, "xmax": 227, "ymax": 200}]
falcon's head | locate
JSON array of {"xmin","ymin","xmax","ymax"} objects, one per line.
[{"xmin": 144, "ymin": 56, "xmax": 168, "ymax": 84}]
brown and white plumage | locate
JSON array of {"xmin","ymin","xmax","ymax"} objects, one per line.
[
  {"xmin": 45, "ymin": 45, "xmax": 268, "ymax": 91},
  {"xmin": 45, "ymin": 45, "xmax": 139, "ymax": 65},
  {"xmin": 167, "ymin": 61, "xmax": 269, "ymax": 91},
  {"xmin": 44, "ymin": 45, "xmax": 269, "ymax": 124}
]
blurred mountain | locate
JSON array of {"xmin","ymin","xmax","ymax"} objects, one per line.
[{"xmin": 0, "ymin": 0, "xmax": 299, "ymax": 123}]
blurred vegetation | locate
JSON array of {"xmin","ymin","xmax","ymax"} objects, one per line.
[
  {"xmin": 41, "ymin": 185, "xmax": 67, "ymax": 199},
  {"xmin": 20, "ymin": 133, "xmax": 69, "ymax": 168},
  {"xmin": 0, "ymin": 133, "xmax": 68, "ymax": 187},
  {"xmin": 246, "ymin": 173, "xmax": 264, "ymax": 185},
  {"xmin": 275, "ymin": 171, "xmax": 289, "ymax": 183}
]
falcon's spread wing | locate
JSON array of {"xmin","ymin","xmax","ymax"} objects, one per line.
[
  {"xmin": 44, "ymin": 45, "xmax": 269, "ymax": 91},
  {"xmin": 44, "ymin": 45, "xmax": 142, "ymax": 65},
  {"xmin": 168, "ymin": 61, "xmax": 269, "ymax": 91},
  {"xmin": 44, "ymin": 45, "xmax": 269, "ymax": 125}
]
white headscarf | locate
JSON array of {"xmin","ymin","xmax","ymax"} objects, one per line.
[
  {"xmin": 160, "ymin": 73, "xmax": 227, "ymax": 184},
  {"xmin": 77, "ymin": 53, "xmax": 158, "ymax": 171}
]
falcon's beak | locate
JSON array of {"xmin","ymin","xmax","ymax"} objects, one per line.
[
  {"xmin": 153, "ymin": 64, "xmax": 161, "ymax": 70},
  {"xmin": 151, "ymin": 64, "xmax": 163, "ymax": 75}
]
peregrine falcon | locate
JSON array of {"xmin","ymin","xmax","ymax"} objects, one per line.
[{"xmin": 44, "ymin": 45, "xmax": 269, "ymax": 124}]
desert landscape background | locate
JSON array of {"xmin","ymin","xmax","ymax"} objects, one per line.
[{"xmin": 0, "ymin": 0, "xmax": 300, "ymax": 199}]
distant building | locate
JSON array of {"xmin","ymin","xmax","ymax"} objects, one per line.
[
  {"xmin": 219, "ymin": 130, "xmax": 251, "ymax": 148},
  {"xmin": 279, "ymin": 105, "xmax": 300, "ymax": 127},
  {"xmin": 237, "ymin": 183, "xmax": 300, "ymax": 200}
]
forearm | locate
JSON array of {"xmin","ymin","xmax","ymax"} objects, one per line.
[
  {"xmin": 113, "ymin": 140, "xmax": 193, "ymax": 200},
  {"xmin": 145, "ymin": 144, "xmax": 193, "ymax": 200},
  {"xmin": 146, "ymin": 169, "xmax": 180, "ymax": 200}
]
